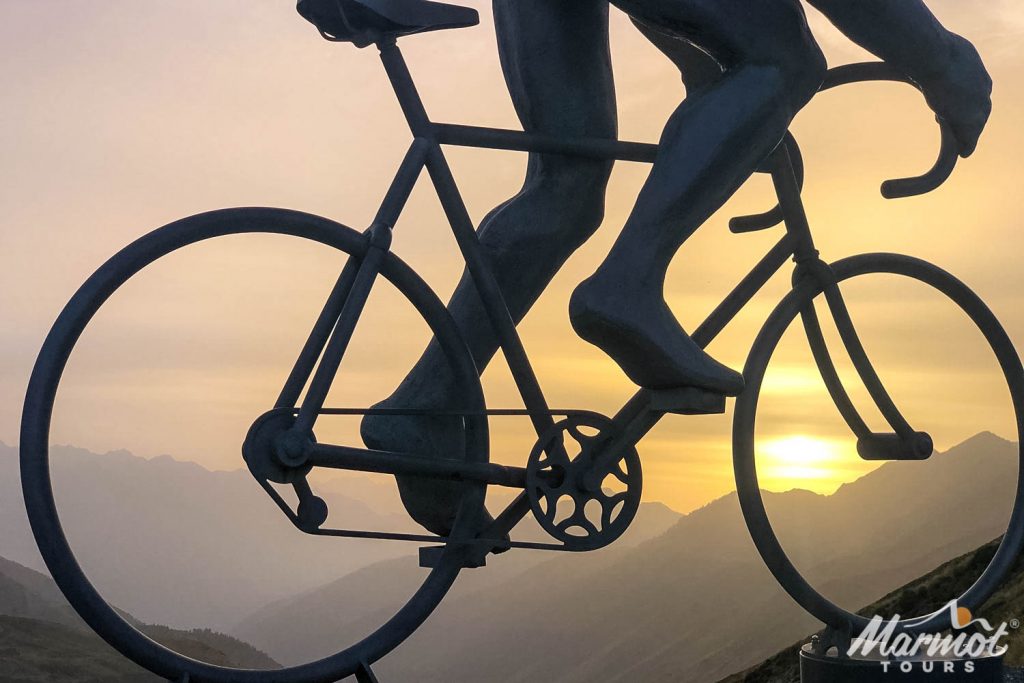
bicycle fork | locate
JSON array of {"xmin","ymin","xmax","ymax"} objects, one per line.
[{"xmin": 769, "ymin": 143, "xmax": 934, "ymax": 461}]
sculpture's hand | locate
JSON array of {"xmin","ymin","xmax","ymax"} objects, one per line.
[{"xmin": 917, "ymin": 33, "xmax": 992, "ymax": 158}]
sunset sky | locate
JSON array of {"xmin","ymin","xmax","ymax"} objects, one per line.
[{"xmin": 2, "ymin": 1, "xmax": 1023, "ymax": 515}]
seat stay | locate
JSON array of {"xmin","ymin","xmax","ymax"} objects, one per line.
[
  {"xmin": 275, "ymin": 252, "xmax": 362, "ymax": 410},
  {"xmin": 275, "ymin": 139, "xmax": 428, "ymax": 413},
  {"xmin": 292, "ymin": 232, "xmax": 389, "ymax": 435}
]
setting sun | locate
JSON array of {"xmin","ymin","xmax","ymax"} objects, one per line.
[{"xmin": 758, "ymin": 435, "xmax": 865, "ymax": 493}]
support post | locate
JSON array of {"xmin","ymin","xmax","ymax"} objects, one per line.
[{"xmin": 355, "ymin": 661, "xmax": 380, "ymax": 683}]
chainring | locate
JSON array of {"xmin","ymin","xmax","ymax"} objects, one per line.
[{"xmin": 525, "ymin": 415, "xmax": 642, "ymax": 551}]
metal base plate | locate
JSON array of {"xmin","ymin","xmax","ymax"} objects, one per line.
[{"xmin": 800, "ymin": 645, "xmax": 1004, "ymax": 682}]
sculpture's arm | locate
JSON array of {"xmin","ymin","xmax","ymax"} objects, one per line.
[{"xmin": 806, "ymin": 0, "xmax": 992, "ymax": 157}]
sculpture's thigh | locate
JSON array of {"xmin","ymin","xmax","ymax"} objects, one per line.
[{"xmin": 493, "ymin": 0, "xmax": 616, "ymax": 141}]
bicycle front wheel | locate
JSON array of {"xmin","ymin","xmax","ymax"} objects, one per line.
[
  {"xmin": 20, "ymin": 207, "xmax": 488, "ymax": 683},
  {"xmin": 733, "ymin": 252, "xmax": 1024, "ymax": 635}
]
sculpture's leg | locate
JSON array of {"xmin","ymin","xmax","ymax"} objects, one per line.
[
  {"xmin": 571, "ymin": 0, "xmax": 827, "ymax": 394},
  {"xmin": 361, "ymin": 0, "xmax": 616, "ymax": 536}
]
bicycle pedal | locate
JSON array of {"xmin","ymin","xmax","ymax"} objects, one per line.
[
  {"xmin": 647, "ymin": 387, "xmax": 727, "ymax": 415},
  {"xmin": 419, "ymin": 544, "xmax": 488, "ymax": 570}
]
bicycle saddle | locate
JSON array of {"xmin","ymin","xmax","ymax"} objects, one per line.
[{"xmin": 297, "ymin": 0, "xmax": 479, "ymax": 47}]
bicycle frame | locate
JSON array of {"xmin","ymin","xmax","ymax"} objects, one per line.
[
  {"xmin": 272, "ymin": 38, "xmax": 952, "ymax": 545},
  {"xmin": 21, "ymin": 22, "xmax": 1016, "ymax": 682}
]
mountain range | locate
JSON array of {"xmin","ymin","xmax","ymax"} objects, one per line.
[
  {"xmin": 722, "ymin": 536, "xmax": 1024, "ymax": 681},
  {"xmin": 0, "ymin": 441, "xmax": 434, "ymax": 630},
  {"xmin": 2, "ymin": 433, "xmax": 1018, "ymax": 681},
  {"xmin": 0, "ymin": 441, "xmax": 680, "ymax": 634},
  {"xmin": 0, "ymin": 554, "xmax": 277, "ymax": 682},
  {"xmin": 232, "ymin": 432, "xmax": 1019, "ymax": 682}
]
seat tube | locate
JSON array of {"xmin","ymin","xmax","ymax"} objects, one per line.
[{"xmin": 377, "ymin": 39, "xmax": 433, "ymax": 139}]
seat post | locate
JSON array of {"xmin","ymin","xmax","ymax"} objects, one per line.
[{"xmin": 377, "ymin": 39, "xmax": 433, "ymax": 138}]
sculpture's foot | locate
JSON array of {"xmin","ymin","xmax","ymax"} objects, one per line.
[
  {"xmin": 569, "ymin": 272, "xmax": 745, "ymax": 395},
  {"xmin": 361, "ymin": 397, "xmax": 500, "ymax": 540}
]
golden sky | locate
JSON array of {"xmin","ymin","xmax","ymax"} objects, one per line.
[{"xmin": 2, "ymin": 1, "xmax": 1023, "ymax": 514}]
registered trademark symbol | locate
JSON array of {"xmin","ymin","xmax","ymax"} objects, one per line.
[{"xmin": 1010, "ymin": 619, "xmax": 1020, "ymax": 630}]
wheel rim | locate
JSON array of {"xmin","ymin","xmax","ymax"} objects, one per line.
[
  {"xmin": 733, "ymin": 253, "xmax": 1024, "ymax": 634},
  {"xmin": 20, "ymin": 207, "xmax": 488, "ymax": 682}
]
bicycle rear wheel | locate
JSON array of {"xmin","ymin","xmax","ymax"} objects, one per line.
[
  {"xmin": 733, "ymin": 252, "xmax": 1024, "ymax": 634},
  {"xmin": 20, "ymin": 207, "xmax": 488, "ymax": 682}
]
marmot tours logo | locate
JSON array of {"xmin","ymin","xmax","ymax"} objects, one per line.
[{"xmin": 848, "ymin": 601, "xmax": 1016, "ymax": 674}]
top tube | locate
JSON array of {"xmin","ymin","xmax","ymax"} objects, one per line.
[{"xmin": 428, "ymin": 61, "xmax": 957, "ymax": 200}]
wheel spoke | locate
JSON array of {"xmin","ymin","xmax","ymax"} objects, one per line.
[
  {"xmin": 557, "ymin": 510, "xmax": 598, "ymax": 538},
  {"xmin": 599, "ymin": 492, "xmax": 628, "ymax": 528},
  {"xmin": 566, "ymin": 422, "xmax": 590, "ymax": 445},
  {"xmin": 540, "ymin": 488, "xmax": 562, "ymax": 523},
  {"xmin": 612, "ymin": 460, "xmax": 630, "ymax": 485},
  {"xmin": 543, "ymin": 435, "xmax": 572, "ymax": 466}
]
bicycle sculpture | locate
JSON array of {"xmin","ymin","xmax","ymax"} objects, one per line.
[{"xmin": 20, "ymin": 1, "xmax": 1024, "ymax": 682}]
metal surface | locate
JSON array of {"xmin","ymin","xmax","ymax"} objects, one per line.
[
  {"xmin": 525, "ymin": 416, "xmax": 642, "ymax": 551},
  {"xmin": 434, "ymin": 122, "xmax": 658, "ymax": 162},
  {"xmin": 20, "ymin": 209, "xmax": 488, "ymax": 682},
  {"xmin": 17, "ymin": 6, "xmax": 1014, "ymax": 682},
  {"xmin": 733, "ymin": 253, "xmax": 1024, "ymax": 635}
]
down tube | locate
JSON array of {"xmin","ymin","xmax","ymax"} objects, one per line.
[
  {"xmin": 693, "ymin": 235, "xmax": 795, "ymax": 348},
  {"xmin": 609, "ymin": 236, "xmax": 796, "ymax": 446}
]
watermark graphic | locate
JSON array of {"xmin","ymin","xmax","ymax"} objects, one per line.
[{"xmin": 847, "ymin": 601, "xmax": 1015, "ymax": 674}]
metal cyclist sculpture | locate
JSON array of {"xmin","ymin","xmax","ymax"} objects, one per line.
[{"xmin": 19, "ymin": 1, "xmax": 1022, "ymax": 682}]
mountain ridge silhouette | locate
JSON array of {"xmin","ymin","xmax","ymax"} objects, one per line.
[
  {"xmin": 235, "ymin": 432, "xmax": 1017, "ymax": 682},
  {"xmin": 0, "ymin": 554, "xmax": 279, "ymax": 679}
]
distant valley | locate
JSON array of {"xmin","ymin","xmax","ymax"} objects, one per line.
[
  {"xmin": 1, "ymin": 433, "xmax": 1017, "ymax": 682},
  {"xmin": 233, "ymin": 432, "xmax": 1019, "ymax": 683},
  {"xmin": 0, "ymin": 442, "xmax": 425, "ymax": 630},
  {"xmin": 0, "ymin": 554, "xmax": 277, "ymax": 681}
]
